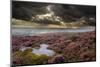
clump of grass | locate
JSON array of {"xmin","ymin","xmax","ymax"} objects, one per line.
[{"xmin": 12, "ymin": 49, "xmax": 49, "ymax": 65}]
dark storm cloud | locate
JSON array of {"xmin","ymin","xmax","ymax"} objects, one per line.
[{"xmin": 12, "ymin": 1, "xmax": 96, "ymax": 21}]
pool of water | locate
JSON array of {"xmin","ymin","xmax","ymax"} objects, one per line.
[
  {"xmin": 32, "ymin": 44, "xmax": 55, "ymax": 56},
  {"xmin": 20, "ymin": 44, "xmax": 55, "ymax": 56},
  {"xmin": 12, "ymin": 26, "xmax": 95, "ymax": 36}
]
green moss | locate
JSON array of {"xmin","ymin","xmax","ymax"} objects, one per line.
[
  {"xmin": 22, "ymin": 52, "xmax": 49, "ymax": 65},
  {"xmin": 13, "ymin": 49, "xmax": 49, "ymax": 65},
  {"xmin": 21, "ymin": 48, "xmax": 32, "ymax": 56},
  {"xmin": 12, "ymin": 51, "xmax": 22, "ymax": 57}
]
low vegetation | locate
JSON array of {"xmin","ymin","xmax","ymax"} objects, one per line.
[
  {"xmin": 12, "ymin": 49, "xmax": 49, "ymax": 65},
  {"xmin": 12, "ymin": 31, "xmax": 96, "ymax": 65}
]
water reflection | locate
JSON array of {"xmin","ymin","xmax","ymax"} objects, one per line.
[
  {"xmin": 20, "ymin": 44, "xmax": 55, "ymax": 56},
  {"xmin": 12, "ymin": 26, "xmax": 95, "ymax": 36},
  {"xmin": 32, "ymin": 44, "xmax": 55, "ymax": 56}
]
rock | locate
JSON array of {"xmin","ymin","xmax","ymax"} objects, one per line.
[
  {"xmin": 48, "ymin": 55, "xmax": 65, "ymax": 64},
  {"xmin": 64, "ymin": 40, "xmax": 72, "ymax": 43},
  {"xmin": 66, "ymin": 42, "xmax": 79, "ymax": 50}
]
